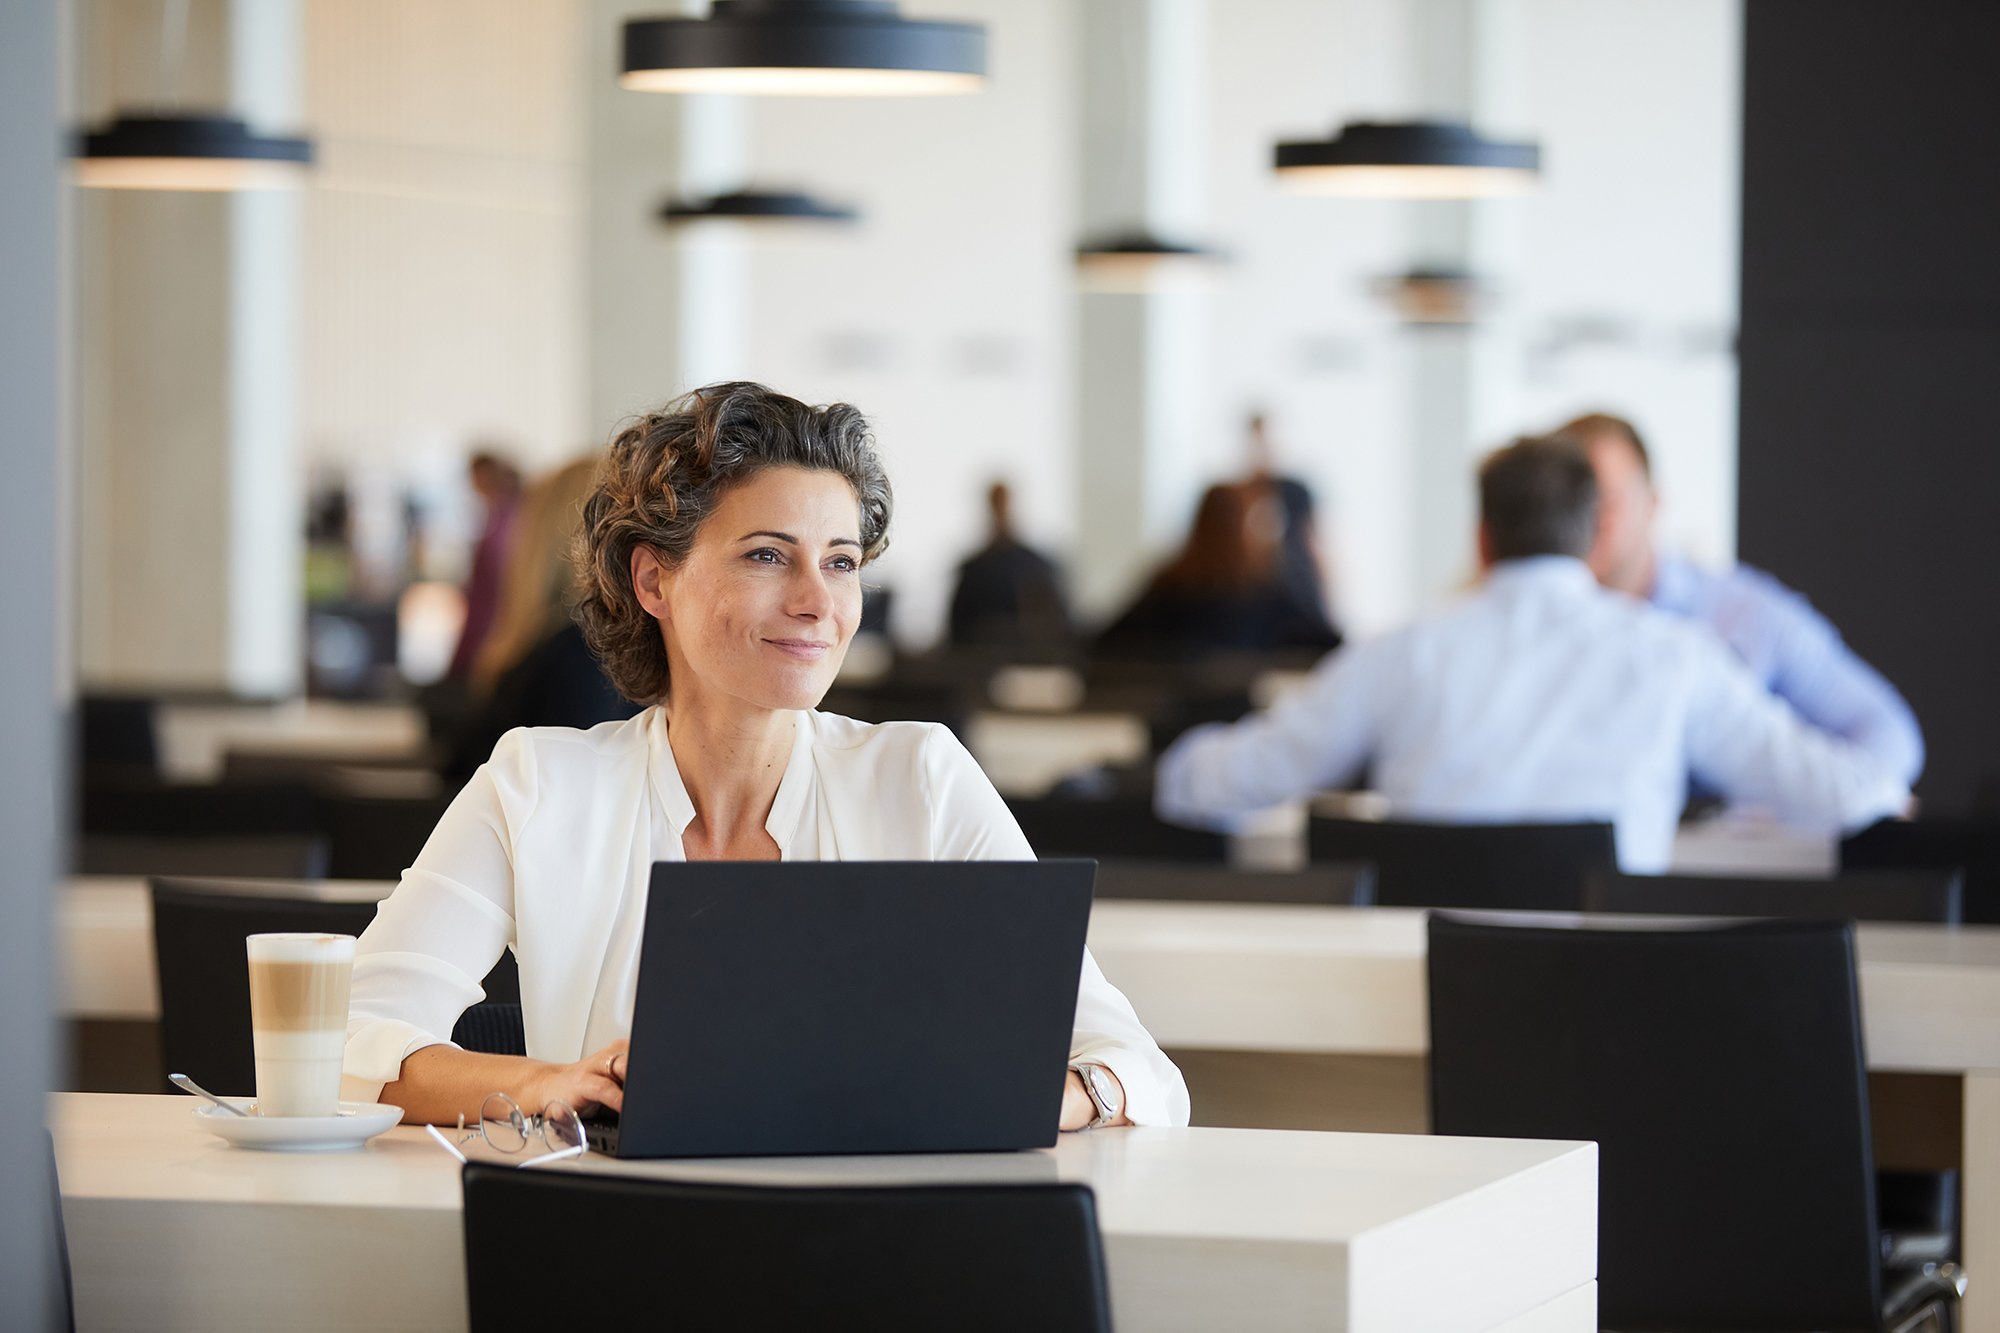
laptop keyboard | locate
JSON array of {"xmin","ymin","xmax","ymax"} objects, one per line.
[{"xmin": 582, "ymin": 1111, "xmax": 620, "ymax": 1155}]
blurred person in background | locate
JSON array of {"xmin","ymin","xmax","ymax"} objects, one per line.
[
  {"xmin": 1243, "ymin": 411, "xmax": 1335, "ymax": 631},
  {"xmin": 947, "ymin": 481, "xmax": 1072, "ymax": 650},
  {"xmin": 444, "ymin": 456, "xmax": 637, "ymax": 779},
  {"xmin": 1155, "ymin": 435, "xmax": 1909, "ymax": 871},
  {"xmin": 1562, "ymin": 411, "xmax": 1924, "ymax": 788},
  {"xmin": 446, "ymin": 450, "xmax": 524, "ymax": 681},
  {"xmin": 1096, "ymin": 481, "xmax": 1341, "ymax": 662}
]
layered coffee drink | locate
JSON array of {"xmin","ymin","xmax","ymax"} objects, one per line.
[{"xmin": 246, "ymin": 933, "xmax": 355, "ymax": 1117}]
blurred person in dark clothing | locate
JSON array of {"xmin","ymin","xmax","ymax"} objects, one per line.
[
  {"xmin": 947, "ymin": 481, "xmax": 1073, "ymax": 649},
  {"xmin": 1244, "ymin": 412, "xmax": 1335, "ymax": 633},
  {"xmin": 1096, "ymin": 482, "xmax": 1342, "ymax": 661},
  {"xmin": 445, "ymin": 456, "xmax": 637, "ymax": 778},
  {"xmin": 446, "ymin": 451, "xmax": 524, "ymax": 680}
]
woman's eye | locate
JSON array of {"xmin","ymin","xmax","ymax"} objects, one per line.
[
  {"xmin": 747, "ymin": 548, "xmax": 782, "ymax": 565},
  {"xmin": 826, "ymin": 556, "xmax": 858, "ymax": 573}
]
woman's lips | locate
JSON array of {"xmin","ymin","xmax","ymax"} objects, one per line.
[{"xmin": 764, "ymin": 638, "xmax": 832, "ymax": 661}]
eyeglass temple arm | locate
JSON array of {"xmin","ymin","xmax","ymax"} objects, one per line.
[{"xmin": 424, "ymin": 1124, "xmax": 469, "ymax": 1164}]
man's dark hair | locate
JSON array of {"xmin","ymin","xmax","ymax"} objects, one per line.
[
  {"xmin": 1478, "ymin": 434, "xmax": 1600, "ymax": 561},
  {"xmin": 1555, "ymin": 411, "xmax": 1650, "ymax": 477}
]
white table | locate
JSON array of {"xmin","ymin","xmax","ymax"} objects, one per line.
[
  {"xmin": 50, "ymin": 1093, "xmax": 1596, "ymax": 1333},
  {"xmin": 1086, "ymin": 900, "xmax": 2000, "ymax": 1331}
]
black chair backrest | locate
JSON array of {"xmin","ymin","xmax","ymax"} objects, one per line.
[
  {"xmin": 150, "ymin": 881, "xmax": 381, "ymax": 1096},
  {"xmin": 1309, "ymin": 816, "xmax": 1616, "ymax": 911},
  {"xmin": 1585, "ymin": 868, "xmax": 1963, "ymax": 924},
  {"xmin": 462, "ymin": 1166, "xmax": 1112, "ymax": 1333},
  {"xmin": 78, "ymin": 693, "xmax": 158, "ymax": 770},
  {"xmin": 150, "ymin": 878, "xmax": 523, "ymax": 1091},
  {"xmin": 1009, "ymin": 795, "xmax": 1230, "ymax": 862},
  {"xmin": 1428, "ymin": 914, "xmax": 1881, "ymax": 1331},
  {"xmin": 321, "ymin": 791, "xmax": 455, "ymax": 880},
  {"xmin": 80, "ymin": 774, "xmax": 320, "ymax": 838},
  {"xmin": 76, "ymin": 833, "xmax": 329, "ymax": 880},
  {"xmin": 1842, "ymin": 817, "xmax": 2000, "ymax": 924},
  {"xmin": 1092, "ymin": 858, "xmax": 1375, "ymax": 906}
]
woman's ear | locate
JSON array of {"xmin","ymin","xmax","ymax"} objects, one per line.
[{"xmin": 630, "ymin": 545, "xmax": 671, "ymax": 621}]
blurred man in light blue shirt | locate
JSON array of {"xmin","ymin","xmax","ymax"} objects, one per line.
[
  {"xmin": 1564, "ymin": 412, "xmax": 1924, "ymax": 787},
  {"xmin": 1154, "ymin": 436, "xmax": 1908, "ymax": 871}
]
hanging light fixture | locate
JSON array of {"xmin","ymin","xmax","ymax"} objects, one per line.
[
  {"xmin": 621, "ymin": 0, "xmax": 985, "ymax": 97},
  {"xmin": 73, "ymin": 0, "xmax": 312, "ymax": 191},
  {"xmin": 1373, "ymin": 267, "xmax": 1489, "ymax": 324},
  {"xmin": 659, "ymin": 187, "xmax": 858, "ymax": 225},
  {"xmin": 1075, "ymin": 233, "xmax": 1224, "ymax": 294},
  {"xmin": 1274, "ymin": 121, "xmax": 1537, "ymax": 199}
]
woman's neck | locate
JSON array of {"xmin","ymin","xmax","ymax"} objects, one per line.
[{"xmin": 662, "ymin": 681, "xmax": 797, "ymax": 859}]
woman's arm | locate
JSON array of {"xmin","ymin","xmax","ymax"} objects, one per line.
[{"xmin": 383, "ymin": 1040, "xmax": 630, "ymax": 1127}]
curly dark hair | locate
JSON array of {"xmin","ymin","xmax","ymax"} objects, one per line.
[{"xmin": 574, "ymin": 382, "xmax": 893, "ymax": 705}]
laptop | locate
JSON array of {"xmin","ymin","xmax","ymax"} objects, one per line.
[{"xmin": 586, "ymin": 859, "xmax": 1097, "ymax": 1158}]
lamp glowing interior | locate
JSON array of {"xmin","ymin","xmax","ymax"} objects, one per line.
[
  {"xmin": 619, "ymin": 65, "xmax": 982, "ymax": 96},
  {"xmin": 72, "ymin": 155, "xmax": 308, "ymax": 191},
  {"xmin": 1276, "ymin": 163, "xmax": 1539, "ymax": 199}
]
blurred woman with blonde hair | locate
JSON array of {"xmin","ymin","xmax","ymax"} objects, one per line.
[{"xmin": 445, "ymin": 455, "xmax": 638, "ymax": 777}]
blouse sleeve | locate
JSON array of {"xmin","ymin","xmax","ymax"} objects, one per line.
[
  {"xmin": 340, "ymin": 730, "xmax": 536, "ymax": 1102},
  {"xmin": 921, "ymin": 725, "xmax": 1193, "ymax": 1128}
]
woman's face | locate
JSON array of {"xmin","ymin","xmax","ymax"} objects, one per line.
[{"xmin": 637, "ymin": 466, "xmax": 865, "ymax": 714}]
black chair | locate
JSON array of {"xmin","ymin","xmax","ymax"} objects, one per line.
[
  {"xmin": 1843, "ymin": 818, "xmax": 2000, "ymax": 925},
  {"xmin": 150, "ymin": 878, "xmax": 522, "ymax": 1093},
  {"xmin": 1009, "ymin": 795, "xmax": 1230, "ymax": 862},
  {"xmin": 461, "ymin": 1165, "xmax": 1112, "ymax": 1332},
  {"xmin": 1585, "ymin": 868, "xmax": 1964, "ymax": 925},
  {"xmin": 79, "ymin": 773, "xmax": 320, "ymax": 838},
  {"xmin": 1308, "ymin": 816, "xmax": 1616, "ymax": 911},
  {"xmin": 1092, "ymin": 859, "xmax": 1374, "ymax": 906},
  {"xmin": 75, "ymin": 832, "xmax": 329, "ymax": 879},
  {"xmin": 320, "ymin": 791, "xmax": 455, "ymax": 880},
  {"xmin": 78, "ymin": 692, "xmax": 158, "ymax": 771},
  {"xmin": 1428, "ymin": 914, "xmax": 1965, "ymax": 1331}
]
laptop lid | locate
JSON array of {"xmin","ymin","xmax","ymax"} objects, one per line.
[{"xmin": 615, "ymin": 859, "xmax": 1097, "ymax": 1159}]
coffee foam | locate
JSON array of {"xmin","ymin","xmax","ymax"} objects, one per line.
[{"xmin": 246, "ymin": 933, "xmax": 355, "ymax": 964}]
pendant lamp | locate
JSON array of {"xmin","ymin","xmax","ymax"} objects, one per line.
[
  {"xmin": 75, "ymin": 114, "xmax": 312, "ymax": 191},
  {"xmin": 1373, "ymin": 268, "xmax": 1487, "ymax": 324},
  {"xmin": 1275, "ymin": 121, "xmax": 1537, "ymax": 199},
  {"xmin": 73, "ymin": 0, "xmax": 312, "ymax": 191},
  {"xmin": 659, "ymin": 188, "xmax": 858, "ymax": 225},
  {"xmin": 622, "ymin": 0, "xmax": 985, "ymax": 96},
  {"xmin": 1075, "ymin": 233, "xmax": 1223, "ymax": 294}
]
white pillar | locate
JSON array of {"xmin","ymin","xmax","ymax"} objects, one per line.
[
  {"xmin": 587, "ymin": 0, "xmax": 751, "ymax": 433},
  {"xmin": 73, "ymin": 0, "xmax": 304, "ymax": 695},
  {"xmin": 1073, "ymin": 0, "xmax": 1212, "ymax": 621}
]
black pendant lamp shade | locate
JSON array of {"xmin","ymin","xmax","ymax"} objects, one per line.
[
  {"xmin": 622, "ymin": 0, "xmax": 984, "ymax": 96},
  {"xmin": 1275, "ymin": 120, "xmax": 1538, "ymax": 198},
  {"xmin": 74, "ymin": 113, "xmax": 313, "ymax": 191},
  {"xmin": 660, "ymin": 188, "xmax": 858, "ymax": 224},
  {"xmin": 1076, "ymin": 232, "xmax": 1224, "ymax": 293}
]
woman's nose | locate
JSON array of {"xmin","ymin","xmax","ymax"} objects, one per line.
[{"xmin": 789, "ymin": 566, "xmax": 832, "ymax": 620}]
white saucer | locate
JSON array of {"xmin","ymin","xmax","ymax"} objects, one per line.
[{"xmin": 194, "ymin": 1100, "xmax": 402, "ymax": 1152}]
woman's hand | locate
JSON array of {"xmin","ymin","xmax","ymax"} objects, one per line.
[{"xmin": 521, "ymin": 1039, "xmax": 629, "ymax": 1118}]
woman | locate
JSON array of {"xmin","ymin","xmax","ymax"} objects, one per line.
[
  {"xmin": 1095, "ymin": 481, "xmax": 1341, "ymax": 661},
  {"xmin": 443, "ymin": 456, "xmax": 638, "ymax": 780},
  {"xmin": 345, "ymin": 383, "xmax": 1189, "ymax": 1131}
]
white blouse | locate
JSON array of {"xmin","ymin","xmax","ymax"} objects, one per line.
[{"xmin": 343, "ymin": 706, "xmax": 1191, "ymax": 1127}]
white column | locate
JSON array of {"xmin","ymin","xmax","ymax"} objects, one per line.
[
  {"xmin": 73, "ymin": 0, "xmax": 304, "ymax": 695},
  {"xmin": 1073, "ymin": 0, "xmax": 1212, "ymax": 621},
  {"xmin": 587, "ymin": 0, "xmax": 751, "ymax": 434}
]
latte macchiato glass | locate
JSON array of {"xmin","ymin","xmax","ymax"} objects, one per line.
[{"xmin": 245, "ymin": 933, "xmax": 355, "ymax": 1117}]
